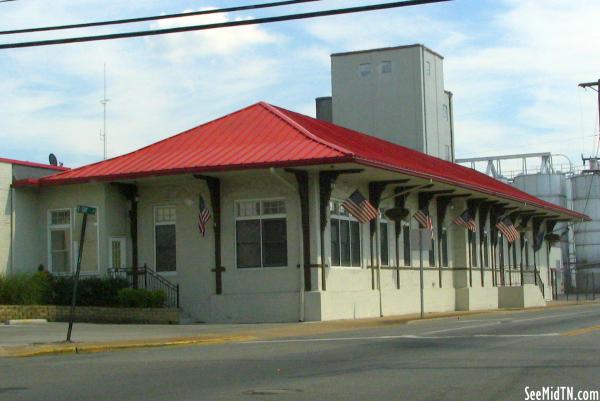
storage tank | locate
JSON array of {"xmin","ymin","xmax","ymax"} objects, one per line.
[
  {"xmin": 571, "ymin": 172, "xmax": 600, "ymax": 272},
  {"xmin": 513, "ymin": 173, "xmax": 571, "ymax": 291}
]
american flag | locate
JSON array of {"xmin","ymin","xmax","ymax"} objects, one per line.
[
  {"xmin": 341, "ymin": 190, "xmax": 379, "ymax": 224},
  {"xmin": 413, "ymin": 208, "xmax": 433, "ymax": 231},
  {"xmin": 495, "ymin": 217, "xmax": 519, "ymax": 243},
  {"xmin": 198, "ymin": 194, "xmax": 211, "ymax": 237},
  {"xmin": 452, "ymin": 209, "xmax": 477, "ymax": 232}
]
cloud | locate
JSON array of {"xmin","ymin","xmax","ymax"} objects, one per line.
[{"xmin": 0, "ymin": 4, "xmax": 285, "ymax": 165}]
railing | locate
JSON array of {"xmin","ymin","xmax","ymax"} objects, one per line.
[{"xmin": 107, "ymin": 265, "xmax": 179, "ymax": 308}]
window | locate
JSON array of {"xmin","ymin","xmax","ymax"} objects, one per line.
[
  {"xmin": 380, "ymin": 221, "xmax": 389, "ymax": 266},
  {"xmin": 429, "ymin": 237, "xmax": 436, "ymax": 267},
  {"xmin": 236, "ymin": 200, "xmax": 287, "ymax": 268},
  {"xmin": 330, "ymin": 200, "xmax": 361, "ymax": 267},
  {"xmin": 469, "ymin": 230, "xmax": 478, "ymax": 267},
  {"xmin": 440, "ymin": 227, "xmax": 449, "ymax": 267},
  {"xmin": 359, "ymin": 63, "xmax": 372, "ymax": 78},
  {"xmin": 482, "ymin": 232, "xmax": 489, "ymax": 268},
  {"xmin": 403, "ymin": 224, "xmax": 411, "ymax": 266},
  {"xmin": 425, "ymin": 61, "xmax": 431, "ymax": 76},
  {"xmin": 155, "ymin": 206, "xmax": 176, "ymax": 272},
  {"xmin": 48, "ymin": 209, "xmax": 71, "ymax": 274},
  {"xmin": 442, "ymin": 104, "xmax": 449, "ymax": 121},
  {"xmin": 380, "ymin": 60, "xmax": 392, "ymax": 74},
  {"xmin": 524, "ymin": 237, "xmax": 530, "ymax": 269}
]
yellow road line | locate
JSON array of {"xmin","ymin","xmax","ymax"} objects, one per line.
[{"xmin": 561, "ymin": 325, "xmax": 600, "ymax": 337}]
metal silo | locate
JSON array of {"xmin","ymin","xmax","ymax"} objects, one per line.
[
  {"xmin": 513, "ymin": 172, "xmax": 571, "ymax": 292},
  {"xmin": 571, "ymin": 170, "xmax": 600, "ymax": 273}
]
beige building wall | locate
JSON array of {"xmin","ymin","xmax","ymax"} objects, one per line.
[
  {"xmin": 0, "ymin": 162, "xmax": 11, "ymax": 275},
  {"xmin": 9, "ymin": 167, "xmax": 550, "ymax": 322}
]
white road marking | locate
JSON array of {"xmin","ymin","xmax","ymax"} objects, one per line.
[
  {"xmin": 474, "ymin": 333, "xmax": 559, "ymax": 338},
  {"xmin": 423, "ymin": 321, "xmax": 502, "ymax": 335},
  {"xmin": 241, "ymin": 332, "xmax": 560, "ymax": 345}
]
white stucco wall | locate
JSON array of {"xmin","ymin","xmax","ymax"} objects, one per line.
[{"xmin": 0, "ymin": 162, "xmax": 11, "ymax": 275}]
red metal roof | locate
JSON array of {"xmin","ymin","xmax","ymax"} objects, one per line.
[
  {"xmin": 0, "ymin": 157, "xmax": 69, "ymax": 171},
  {"xmin": 21, "ymin": 102, "xmax": 587, "ymax": 220}
]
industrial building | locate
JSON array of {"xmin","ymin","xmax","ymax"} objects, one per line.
[
  {"xmin": 457, "ymin": 153, "xmax": 600, "ymax": 294},
  {"xmin": 0, "ymin": 45, "xmax": 590, "ymax": 322},
  {"xmin": 316, "ymin": 44, "xmax": 454, "ymax": 161}
]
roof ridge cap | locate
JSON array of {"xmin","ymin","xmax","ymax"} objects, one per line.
[{"xmin": 258, "ymin": 102, "xmax": 353, "ymax": 156}]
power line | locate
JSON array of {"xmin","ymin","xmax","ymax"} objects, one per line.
[
  {"xmin": 0, "ymin": 0, "xmax": 17, "ymax": 3},
  {"xmin": 0, "ymin": 0, "xmax": 321, "ymax": 35},
  {"xmin": 0, "ymin": 0, "xmax": 451, "ymax": 49}
]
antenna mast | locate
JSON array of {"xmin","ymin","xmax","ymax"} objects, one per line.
[{"xmin": 100, "ymin": 63, "xmax": 109, "ymax": 160}]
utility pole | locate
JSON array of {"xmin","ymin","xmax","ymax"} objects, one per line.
[
  {"xmin": 578, "ymin": 79, "xmax": 600, "ymax": 152},
  {"xmin": 100, "ymin": 63, "xmax": 109, "ymax": 160}
]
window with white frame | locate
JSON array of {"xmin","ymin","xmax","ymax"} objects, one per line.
[
  {"xmin": 402, "ymin": 224, "xmax": 411, "ymax": 266},
  {"xmin": 48, "ymin": 209, "xmax": 71, "ymax": 273},
  {"xmin": 440, "ymin": 227, "xmax": 449, "ymax": 267},
  {"xmin": 379, "ymin": 214, "xmax": 390, "ymax": 266},
  {"xmin": 235, "ymin": 199, "xmax": 287, "ymax": 269},
  {"xmin": 155, "ymin": 206, "xmax": 177, "ymax": 272},
  {"xmin": 330, "ymin": 200, "xmax": 361, "ymax": 267}
]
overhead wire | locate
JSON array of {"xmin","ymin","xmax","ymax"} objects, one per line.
[
  {"xmin": 0, "ymin": 0, "xmax": 451, "ymax": 49},
  {"xmin": 0, "ymin": 0, "xmax": 322, "ymax": 35}
]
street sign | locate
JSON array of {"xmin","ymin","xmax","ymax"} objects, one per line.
[
  {"xmin": 67, "ymin": 205, "xmax": 95, "ymax": 342},
  {"xmin": 76, "ymin": 205, "xmax": 97, "ymax": 215}
]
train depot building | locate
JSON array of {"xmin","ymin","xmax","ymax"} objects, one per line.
[{"xmin": 6, "ymin": 102, "xmax": 588, "ymax": 323}]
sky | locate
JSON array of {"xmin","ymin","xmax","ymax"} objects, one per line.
[{"xmin": 1, "ymin": 0, "xmax": 599, "ymax": 173}]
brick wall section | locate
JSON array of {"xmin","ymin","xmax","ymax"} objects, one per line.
[{"xmin": 0, "ymin": 305, "xmax": 179, "ymax": 324}]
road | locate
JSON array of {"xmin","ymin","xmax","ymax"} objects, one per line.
[{"xmin": 1, "ymin": 304, "xmax": 599, "ymax": 401}]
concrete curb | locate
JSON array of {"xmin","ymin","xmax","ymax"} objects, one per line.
[
  {"xmin": 5, "ymin": 319, "xmax": 48, "ymax": 325},
  {"xmin": 0, "ymin": 335, "xmax": 256, "ymax": 358}
]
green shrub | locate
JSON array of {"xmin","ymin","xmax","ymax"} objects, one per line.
[
  {"xmin": 52, "ymin": 276, "xmax": 129, "ymax": 306},
  {"xmin": 117, "ymin": 288, "xmax": 166, "ymax": 308},
  {"xmin": 0, "ymin": 272, "xmax": 54, "ymax": 305}
]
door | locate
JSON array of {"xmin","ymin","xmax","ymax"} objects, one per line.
[{"xmin": 109, "ymin": 237, "xmax": 127, "ymax": 270}]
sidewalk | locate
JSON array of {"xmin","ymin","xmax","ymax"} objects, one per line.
[{"xmin": 2, "ymin": 300, "xmax": 598, "ymax": 357}]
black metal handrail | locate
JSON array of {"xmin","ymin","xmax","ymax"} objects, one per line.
[{"xmin": 107, "ymin": 265, "xmax": 179, "ymax": 308}]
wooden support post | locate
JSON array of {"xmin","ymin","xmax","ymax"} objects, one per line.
[
  {"xmin": 115, "ymin": 183, "xmax": 139, "ymax": 288},
  {"xmin": 195, "ymin": 175, "xmax": 223, "ymax": 295}
]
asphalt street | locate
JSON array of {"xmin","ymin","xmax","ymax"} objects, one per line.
[{"xmin": 1, "ymin": 304, "xmax": 599, "ymax": 401}]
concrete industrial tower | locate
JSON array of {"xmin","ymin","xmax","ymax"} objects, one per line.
[{"xmin": 316, "ymin": 44, "xmax": 455, "ymax": 161}]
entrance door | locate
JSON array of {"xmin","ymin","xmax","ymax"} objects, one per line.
[{"xmin": 109, "ymin": 237, "xmax": 127, "ymax": 270}]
